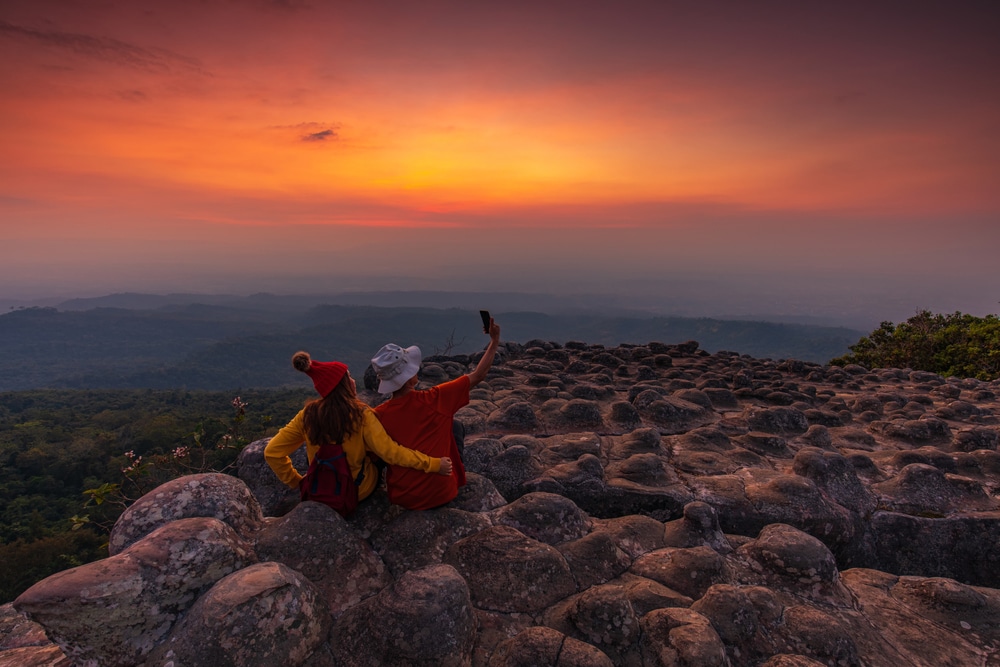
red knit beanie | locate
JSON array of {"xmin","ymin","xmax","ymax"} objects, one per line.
[{"xmin": 292, "ymin": 351, "xmax": 348, "ymax": 398}]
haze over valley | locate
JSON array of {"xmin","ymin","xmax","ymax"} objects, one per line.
[{"xmin": 2, "ymin": 2, "xmax": 997, "ymax": 337}]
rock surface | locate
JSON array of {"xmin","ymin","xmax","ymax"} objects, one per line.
[{"xmin": 7, "ymin": 340, "xmax": 1000, "ymax": 665}]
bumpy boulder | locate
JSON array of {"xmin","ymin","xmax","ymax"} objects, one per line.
[
  {"xmin": 489, "ymin": 492, "xmax": 591, "ymax": 545},
  {"xmin": 872, "ymin": 463, "xmax": 997, "ymax": 515},
  {"xmin": 369, "ymin": 507, "xmax": 492, "ymax": 577},
  {"xmin": 662, "ymin": 501, "xmax": 732, "ymax": 554},
  {"xmin": 487, "ymin": 402, "xmax": 540, "ymax": 432},
  {"xmin": 108, "ymin": 473, "xmax": 263, "ymax": 555},
  {"xmin": 738, "ymin": 524, "xmax": 848, "ymax": 605},
  {"xmin": 537, "ymin": 432, "xmax": 604, "ymax": 466},
  {"xmin": 951, "ymin": 427, "xmax": 999, "ymax": 452},
  {"xmin": 14, "ymin": 517, "xmax": 256, "ymax": 667},
  {"xmin": 237, "ymin": 438, "xmax": 306, "ymax": 517},
  {"xmin": 596, "ymin": 514, "xmax": 668, "ymax": 559},
  {"xmin": 448, "ymin": 472, "xmax": 508, "ymax": 512},
  {"xmin": 639, "ymin": 607, "xmax": 729, "ymax": 666},
  {"xmin": 330, "ymin": 565, "xmax": 476, "ymax": 667},
  {"xmin": 488, "ymin": 626, "xmax": 614, "ymax": 667},
  {"xmin": 254, "ymin": 501, "xmax": 392, "ymax": 618},
  {"xmin": 145, "ymin": 561, "xmax": 330, "ymax": 666},
  {"xmin": 483, "ymin": 445, "xmax": 545, "ymax": 500},
  {"xmin": 791, "ymin": 447, "xmax": 877, "ymax": 515},
  {"xmin": 869, "ymin": 417, "xmax": 952, "ymax": 444},
  {"xmin": 462, "ymin": 438, "xmax": 504, "ymax": 474},
  {"xmin": 744, "ymin": 406, "xmax": 809, "ymax": 435},
  {"xmin": 541, "ymin": 583, "xmax": 644, "ymax": 665},
  {"xmin": 689, "ymin": 584, "xmax": 769, "ymax": 664},
  {"xmin": 444, "ymin": 525, "xmax": 577, "ymax": 613},
  {"xmin": 0, "ymin": 602, "xmax": 69, "ymax": 667},
  {"xmin": 634, "ymin": 395, "xmax": 715, "ymax": 434},
  {"xmin": 841, "ymin": 568, "xmax": 992, "ymax": 666},
  {"xmin": 773, "ymin": 605, "xmax": 862, "ymax": 666},
  {"xmin": 868, "ymin": 512, "xmax": 1000, "ymax": 587},
  {"xmin": 630, "ymin": 546, "xmax": 731, "ymax": 601},
  {"xmin": 556, "ymin": 531, "xmax": 633, "ymax": 590},
  {"xmin": 556, "ymin": 399, "xmax": 606, "ymax": 429}
]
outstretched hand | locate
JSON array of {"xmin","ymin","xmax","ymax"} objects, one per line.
[
  {"xmin": 438, "ymin": 457, "xmax": 453, "ymax": 476},
  {"xmin": 487, "ymin": 318, "xmax": 500, "ymax": 345},
  {"xmin": 468, "ymin": 318, "xmax": 501, "ymax": 388}
]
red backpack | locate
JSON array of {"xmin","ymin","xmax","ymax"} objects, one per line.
[{"xmin": 299, "ymin": 443, "xmax": 363, "ymax": 517}]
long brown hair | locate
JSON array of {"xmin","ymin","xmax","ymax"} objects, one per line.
[{"xmin": 301, "ymin": 375, "xmax": 366, "ymax": 445}]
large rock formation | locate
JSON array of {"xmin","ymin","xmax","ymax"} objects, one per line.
[{"xmin": 7, "ymin": 340, "xmax": 1000, "ymax": 665}]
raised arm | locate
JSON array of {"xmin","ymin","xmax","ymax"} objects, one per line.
[{"xmin": 467, "ymin": 318, "xmax": 501, "ymax": 388}]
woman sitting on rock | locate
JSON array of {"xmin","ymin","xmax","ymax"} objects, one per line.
[{"xmin": 264, "ymin": 351, "xmax": 452, "ymax": 506}]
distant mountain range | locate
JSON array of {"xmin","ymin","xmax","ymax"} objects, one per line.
[{"xmin": 0, "ymin": 293, "xmax": 866, "ymax": 391}]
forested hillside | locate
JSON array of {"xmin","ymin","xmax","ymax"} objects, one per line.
[
  {"xmin": 832, "ymin": 310, "xmax": 1000, "ymax": 380},
  {"xmin": 0, "ymin": 303, "xmax": 863, "ymax": 391},
  {"xmin": 0, "ymin": 388, "xmax": 311, "ymax": 602},
  {"xmin": 0, "ymin": 296, "xmax": 868, "ymax": 601}
]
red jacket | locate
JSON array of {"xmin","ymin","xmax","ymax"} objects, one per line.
[{"xmin": 373, "ymin": 375, "xmax": 469, "ymax": 510}]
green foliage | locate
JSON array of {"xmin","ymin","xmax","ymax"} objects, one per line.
[
  {"xmin": 89, "ymin": 396, "xmax": 260, "ymax": 516},
  {"xmin": 831, "ymin": 310, "xmax": 1000, "ymax": 380},
  {"xmin": 0, "ymin": 387, "xmax": 310, "ymax": 603},
  {"xmin": 0, "ymin": 528, "xmax": 106, "ymax": 603}
]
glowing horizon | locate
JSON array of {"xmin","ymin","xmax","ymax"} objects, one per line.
[{"xmin": 1, "ymin": 1, "xmax": 998, "ymax": 320}]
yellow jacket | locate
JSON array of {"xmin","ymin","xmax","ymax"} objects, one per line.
[{"xmin": 264, "ymin": 407, "xmax": 442, "ymax": 500}]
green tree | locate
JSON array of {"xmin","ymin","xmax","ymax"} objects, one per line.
[
  {"xmin": 0, "ymin": 528, "xmax": 105, "ymax": 602},
  {"xmin": 831, "ymin": 310, "xmax": 1000, "ymax": 380},
  {"xmin": 0, "ymin": 387, "xmax": 310, "ymax": 602}
]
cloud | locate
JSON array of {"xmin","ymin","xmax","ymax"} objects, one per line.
[
  {"xmin": 116, "ymin": 89, "xmax": 148, "ymax": 102},
  {"xmin": 302, "ymin": 129, "xmax": 337, "ymax": 142},
  {"xmin": 0, "ymin": 194, "xmax": 40, "ymax": 209},
  {"xmin": 268, "ymin": 122, "xmax": 341, "ymax": 142},
  {"xmin": 0, "ymin": 19, "xmax": 202, "ymax": 73}
]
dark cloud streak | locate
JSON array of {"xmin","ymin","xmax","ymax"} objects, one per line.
[
  {"xmin": 0, "ymin": 19, "xmax": 202, "ymax": 73},
  {"xmin": 302, "ymin": 129, "xmax": 337, "ymax": 142},
  {"xmin": 270, "ymin": 122, "xmax": 342, "ymax": 142},
  {"xmin": 116, "ymin": 89, "xmax": 149, "ymax": 102}
]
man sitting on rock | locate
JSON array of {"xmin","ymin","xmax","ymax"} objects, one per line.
[{"xmin": 371, "ymin": 317, "xmax": 501, "ymax": 510}]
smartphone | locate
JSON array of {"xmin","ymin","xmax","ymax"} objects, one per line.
[{"xmin": 479, "ymin": 310, "xmax": 491, "ymax": 333}]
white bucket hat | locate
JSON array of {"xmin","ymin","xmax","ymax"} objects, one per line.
[{"xmin": 371, "ymin": 344, "xmax": 422, "ymax": 394}]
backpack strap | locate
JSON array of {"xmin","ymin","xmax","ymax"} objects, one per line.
[
  {"xmin": 311, "ymin": 444, "xmax": 366, "ymax": 494},
  {"xmin": 312, "ymin": 451, "xmax": 346, "ymax": 496}
]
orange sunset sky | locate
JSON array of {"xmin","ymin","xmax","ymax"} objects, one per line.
[{"xmin": 1, "ymin": 1, "xmax": 998, "ymax": 324}]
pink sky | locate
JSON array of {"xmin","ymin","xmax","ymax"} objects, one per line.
[{"xmin": 1, "ymin": 1, "xmax": 998, "ymax": 323}]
